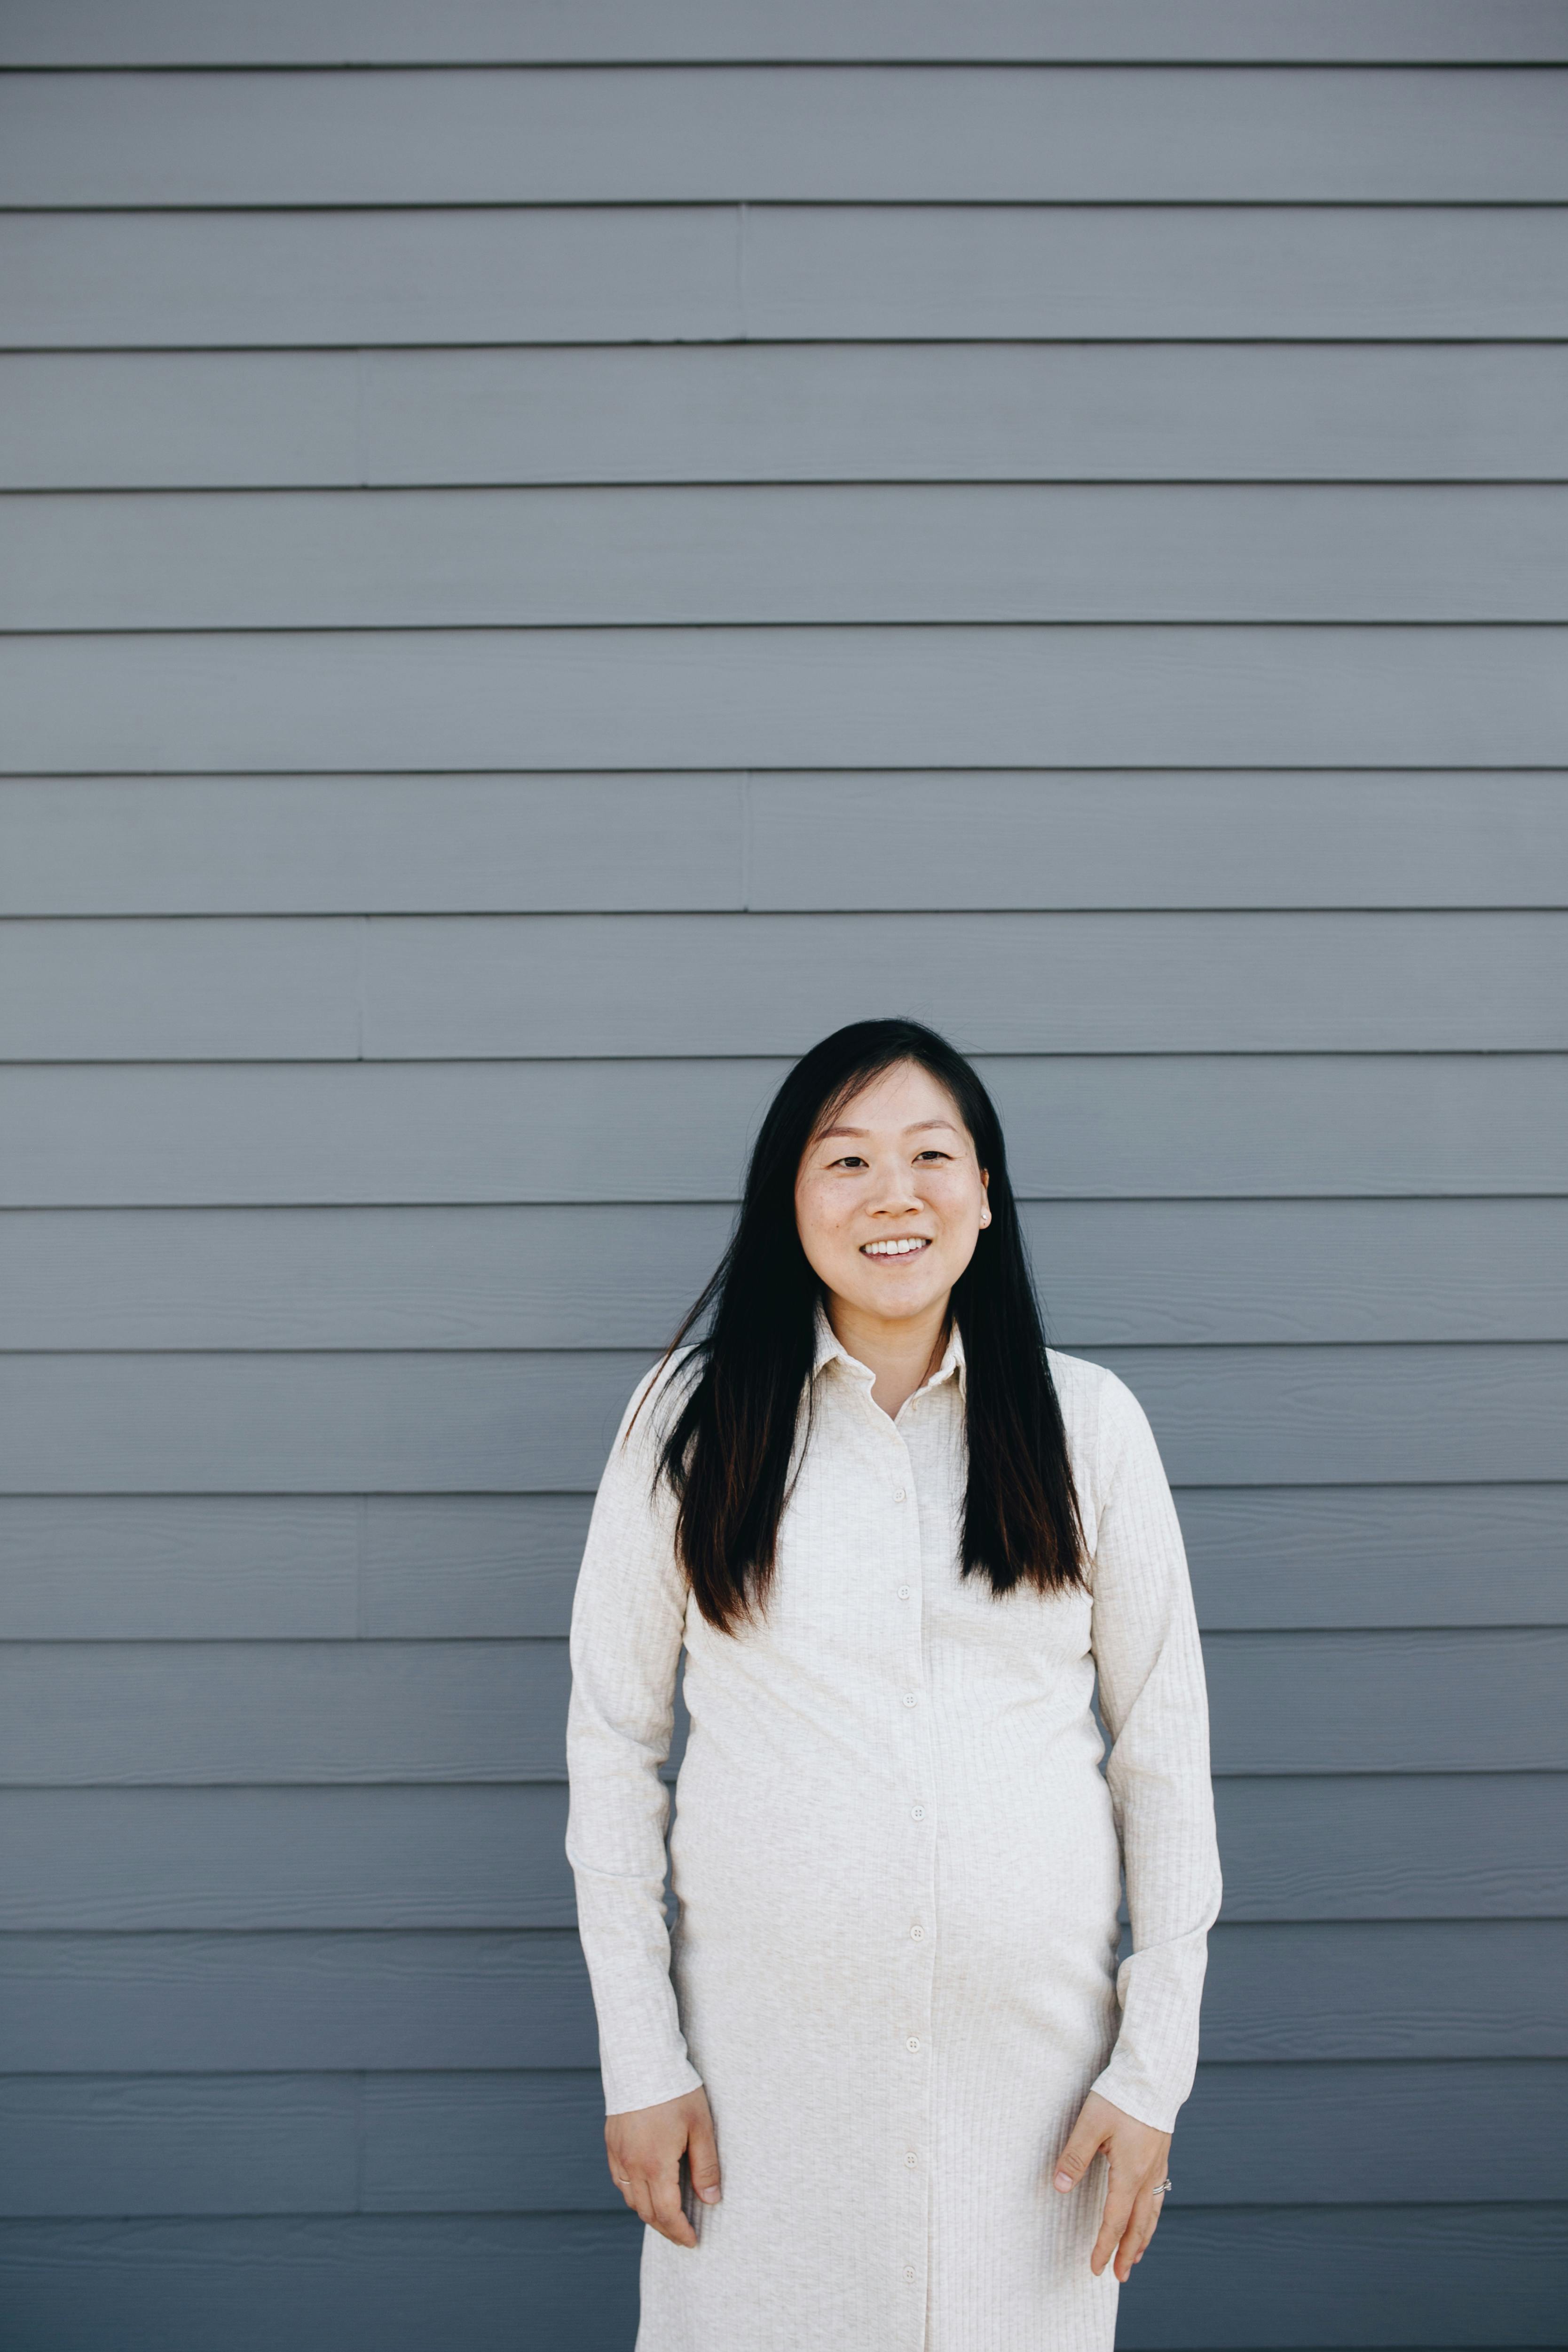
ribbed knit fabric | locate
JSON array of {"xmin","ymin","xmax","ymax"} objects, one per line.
[{"xmin": 566, "ymin": 1307, "xmax": 1222, "ymax": 2352}]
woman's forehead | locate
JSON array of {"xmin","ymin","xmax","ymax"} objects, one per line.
[{"xmin": 812, "ymin": 1060, "xmax": 971, "ymax": 1141}]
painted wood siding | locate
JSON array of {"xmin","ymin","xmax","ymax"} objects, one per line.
[{"xmin": 0, "ymin": 7, "xmax": 1564, "ymax": 2345}]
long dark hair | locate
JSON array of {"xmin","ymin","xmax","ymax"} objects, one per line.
[{"xmin": 642, "ymin": 1019, "xmax": 1088, "ymax": 1632}]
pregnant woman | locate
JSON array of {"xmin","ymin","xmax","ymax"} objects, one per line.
[{"xmin": 566, "ymin": 1018, "xmax": 1222, "ymax": 2352}]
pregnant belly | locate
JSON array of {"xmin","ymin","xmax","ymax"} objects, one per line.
[{"xmin": 670, "ymin": 1742, "xmax": 1122, "ymax": 1989}]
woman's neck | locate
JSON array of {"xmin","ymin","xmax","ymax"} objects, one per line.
[{"xmin": 825, "ymin": 1292, "xmax": 951, "ymax": 1421}]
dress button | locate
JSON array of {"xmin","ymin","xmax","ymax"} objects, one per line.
[
  {"xmin": 905, "ymin": 2153, "xmax": 919, "ymax": 2169},
  {"xmin": 906, "ymin": 2036, "xmax": 921, "ymax": 2052},
  {"xmin": 910, "ymin": 1925, "xmax": 925, "ymax": 1941},
  {"xmin": 898, "ymin": 1584, "xmax": 911, "ymax": 1598},
  {"xmin": 904, "ymin": 2264, "xmax": 917, "ymax": 2281},
  {"xmin": 902, "ymin": 1692, "xmax": 918, "ymax": 1707},
  {"xmin": 893, "ymin": 1487, "xmax": 906, "ymax": 1502},
  {"xmin": 911, "ymin": 1805, "xmax": 926, "ymax": 1820}
]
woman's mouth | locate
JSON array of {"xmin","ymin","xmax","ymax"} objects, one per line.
[{"xmin": 860, "ymin": 1238, "xmax": 931, "ymax": 1259}]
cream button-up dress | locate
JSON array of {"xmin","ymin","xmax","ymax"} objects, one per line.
[{"xmin": 566, "ymin": 1306, "xmax": 1223, "ymax": 2352}]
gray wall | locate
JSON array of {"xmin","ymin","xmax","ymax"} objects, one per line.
[{"xmin": 0, "ymin": 4, "xmax": 1565, "ymax": 2345}]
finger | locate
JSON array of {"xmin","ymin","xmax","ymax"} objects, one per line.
[
  {"xmin": 1111, "ymin": 2203, "xmax": 1146, "ymax": 2284},
  {"xmin": 1114, "ymin": 2183, "xmax": 1164, "ymax": 2281},
  {"xmin": 648, "ymin": 2163, "xmax": 698, "ymax": 2249},
  {"xmin": 627, "ymin": 2172, "xmax": 657, "ymax": 2230},
  {"xmin": 1090, "ymin": 2170, "xmax": 1137, "ymax": 2277},
  {"xmin": 687, "ymin": 2114, "xmax": 723, "ymax": 2206},
  {"xmin": 1052, "ymin": 2113, "xmax": 1106, "ymax": 2194},
  {"xmin": 1129, "ymin": 2185, "xmax": 1165, "ymax": 2268}
]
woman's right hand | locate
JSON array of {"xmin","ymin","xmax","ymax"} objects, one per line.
[{"xmin": 605, "ymin": 2086, "xmax": 722, "ymax": 2247}]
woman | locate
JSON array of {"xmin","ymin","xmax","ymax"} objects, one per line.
[{"xmin": 566, "ymin": 1018, "xmax": 1222, "ymax": 2352}]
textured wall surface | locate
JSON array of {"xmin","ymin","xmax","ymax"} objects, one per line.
[{"xmin": 0, "ymin": 5, "xmax": 1565, "ymax": 2345}]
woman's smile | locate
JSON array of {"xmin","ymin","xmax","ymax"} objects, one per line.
[{"xmin": 860, "ymin": 1236, "xmax": 931, "ymax": 1258}]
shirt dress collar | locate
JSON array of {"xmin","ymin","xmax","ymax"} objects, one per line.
[{"xmin": 810, "ymin": 1297, "xmax": 968, "ymax": 1402}]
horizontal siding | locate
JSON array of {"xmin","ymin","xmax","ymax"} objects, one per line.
[
  {"xmin": 0, "ymin": 1921, "xmax": 1560, "ymax": 2074},
  {"xmin": 8, "ymin": 206, "xmax": 1568, "ymax": 349},
  {"xmin": 8, "ymin": 772, "xmax": 1568, "ymax": 916},
  {"xmin": 0, "ymin": 1628, "xmax": 1559, "ymax": 1784},
  {"xmin": 7, "ymin": 0, "xmax": 1568, "ymax": 67},
  {"xmin": 0, "ymin": 2215, "xmax": 639, "ymax": 2352},
  {"xmin": 9, "ymin": 486, "xmax": 1568, "ymax": 628},
  {"xmin": 4, "ymin": 1056, "xmax": 1563, "ymax": 1207},
  {"xmin": 0, "ymin": 1930, "xmax": 601, "ymax": 2072},
  {"xmin": 0, "ymin": 2060, "xmax": 1559, "ymax": 2215},
  {"xmin": 0, "ymin": 1642, "xmax": 569, "ymax": 1786},
  {"xmin": 0, "ymin": 2210, "xmax": 1560, "ymax": 2352},
  {"xmin": 9, "ymin": 345, "xmax": 1568, "ymax": 490},
  {"xmin": 1, "ymin": 1485, "xmax": 1562, "ymax": 1642},
  {"xmin": 8, "ymin": 627, "xmax": 1567, "ymax": 773},
  {"xmin": 5, "ymin": 30, "xmax": 1560, "ymax": 2348},
  {"xmin": 5, "ymin": 67, "xmax": 1567, "ymax": 205},
  {"xmin": 3, "ymin": 1345, "xmax": 1568, "ymax": 1491},
  {"xmin": 5, "ymin": 1199, "xmax": 1566, "ymax": 1347},
  {"xmin": 0, "ymin": 1776, "xmax": 1560, "ymax": 1929},
  {"xmin": 4, "ymin": 912, "xmax": 1564, "ymax": 1062}
]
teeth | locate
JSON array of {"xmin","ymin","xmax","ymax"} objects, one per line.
[{"xmin": 862, "ymin": 1238, "xmax": 930, "ymax": 1257}]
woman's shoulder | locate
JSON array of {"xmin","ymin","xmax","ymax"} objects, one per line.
[
  {"xmin": 614, "ymin": 1341, "xmax": 705, "ymax": 1450},
  {"xmin": 1045, "ymin": 1344, "xmax": 1138, "ymax": 1416},
  {"xmin": 1045, "ymin": 1346, "xmax": 1154, "ymax": 1477}
]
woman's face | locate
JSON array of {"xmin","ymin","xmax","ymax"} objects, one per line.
[{"xmin": 794, "ymin": 1059, "xmax": 990, "ymax": 1328}]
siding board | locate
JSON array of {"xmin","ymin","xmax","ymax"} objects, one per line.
[
  {"xmin": 0, "ymin": 1921, "xmax": 1558, "ymax": 2076},
  {"xmin": 0, "ymin": 2074, "xmax": 361, "ymax": 2217},
  {"xmin": 0, "ymin": 1776, "xmax": 1558, "ymax": 1930},
  {"xmin": 0, "ymin": 1486, "xmax": 1560, "ymax": 1643},
  {"xmin": 9, "ymin": 486, "xmax": 1568, "ymax": 629},
  {"xmin": 8, "ymin": 773, "xmax": 1566, "ymax": 918},
  {"xmin": 10, "ymin": 345, "xmax": 1568, "ymax": 491},
  {"xmin": 0, "ymin": 2215, "xmax": 639, "ymax": 2352},
  {"xmin": 1203, "ymin": 1920, "xmax": 1568, "ymax": 2060},
  {"xmin": 0, "ymin": 1345, "xmax": 1564, "ymax": 1492},
  {"xmin": 2, "ymin": 911, "xmax": 1564, "ymax": 1063},
  {"xmin": 4, "ymin": 1056, "xmax": 1560, "ymax": 1208},
  {"xmin": 0, "ymin": 1930, "xmax": 600, "ymax": 2072},
  {"xmin": 0, "ymin": 1641, "xmax": 568, "ymax": 1786},
  {"xmin": 0, "ymin": 775, "xmax": 748, "ymax": 916},
  {"xmin": 0, "ymin": 1495, "xmax": 588, "ymax": 1641},
  {"xmin": 5, "ymin": 0, "xmax": 1568, "ymax": 67},
  {"xmin": 0, "ymin": 2059, "xmax": 1551, "ymax": 2218},
  {"xmin": 8, "ymin": 626, "xmax": 1566, "ymax": 775},
  {"xmin": 0, "ymin": 2209, "xmax": 1559, "ymax": 2352},
  {"xmin": 7, "ymin": 206, "xmax": 1565, "ymax": 350},
  {"xmin": 5, "ymin": 1199, "xmax": 1565, "ymax": 1350},
  {"xmin": 0, "ymin": 1628, "xmax": 1558, "ymax": 1786},
  {"xmin": 6, "ymin": 68, "xmax": 1567, "ymax": 208}
]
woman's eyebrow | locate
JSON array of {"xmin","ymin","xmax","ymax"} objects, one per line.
[{"xmin": 817, "ymin": 1118, "xmax": 961, "ymax": 1140}]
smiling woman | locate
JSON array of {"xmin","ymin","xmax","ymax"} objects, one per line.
[{"xmin": 565, "ymin": 1018, "xmax": 1221, "ymax": 2352}]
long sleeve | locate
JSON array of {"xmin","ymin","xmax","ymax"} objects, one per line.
[
  {"xmin": 565, "ymin": 1358, "xmax": 705, "ymax": 2115},
  {"xmin": 1084, "ymin": 1368, "xmax": 1224, "ymax": 2135}
]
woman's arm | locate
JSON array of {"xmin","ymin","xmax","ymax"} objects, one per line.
[
  {"xmin": 1053, "ymin": 1366, "xmax": 1223, "ymax": 2278},
  {"xmin": 1085, "ymin": 1365, "xmax": 1223, "ymax": 2135},
  {"xmin": 565, "ymin": 1361, "xmax": 705, "ymax": 2118}
]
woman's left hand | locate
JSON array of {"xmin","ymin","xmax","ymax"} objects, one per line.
[{"xmin": 1052, "ymin": 2089, "xmax": 1172, "ymax": 2282}]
